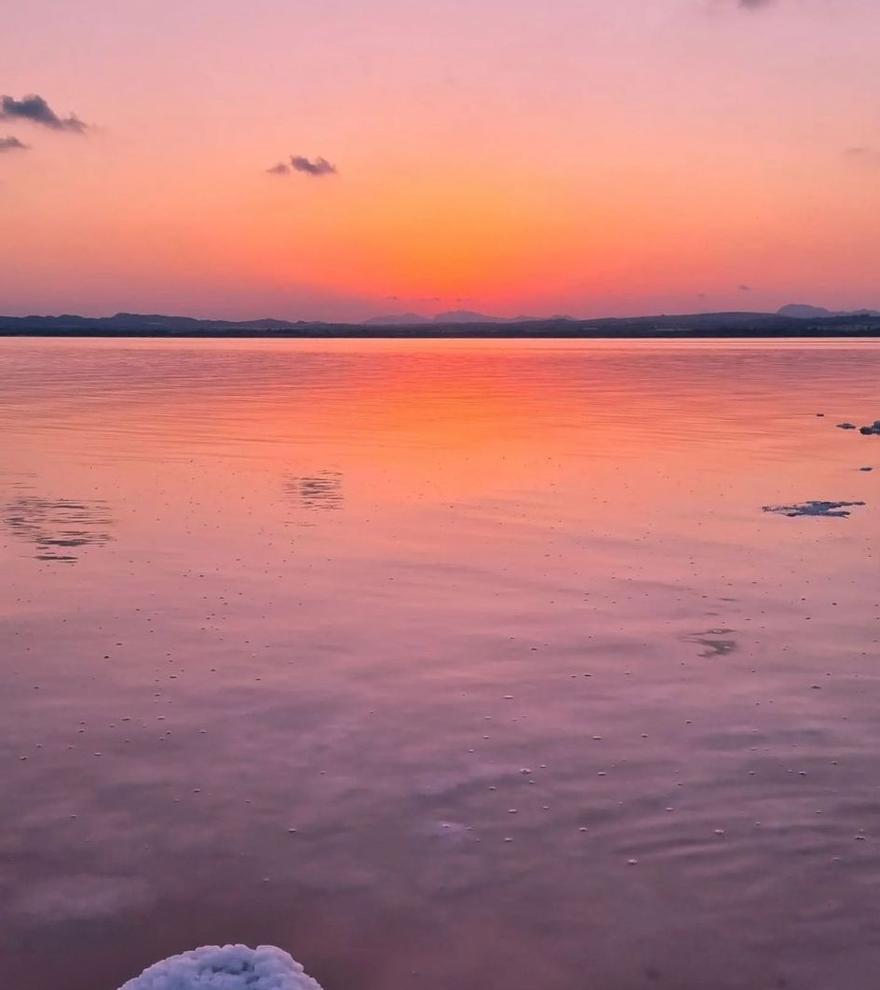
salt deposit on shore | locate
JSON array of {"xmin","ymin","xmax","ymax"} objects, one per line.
[{"xmin": 119, "ymin": 944, "xmax": 323, "ymax": 990}]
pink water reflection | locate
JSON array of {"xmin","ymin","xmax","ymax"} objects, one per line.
[{"xmin": 1, "ymin": 338, "xmax": 878, "ymax": 990}]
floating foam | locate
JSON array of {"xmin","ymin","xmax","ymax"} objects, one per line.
[{"xmin": 119, "ymin": 944, "xmax": 323, "ymax": 990}]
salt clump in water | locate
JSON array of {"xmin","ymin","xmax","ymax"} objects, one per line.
[
  {"xmin": 119, "ymin": 944, "xmax": 323, "ymax": 990},
  {"xmin": 762, "ymin": 500, "xmax": 865, "ymax": 518}
]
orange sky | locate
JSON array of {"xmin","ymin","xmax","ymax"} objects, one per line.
[{"xmin": 2, "ymin": 0, "xmax": 879, "ymax": 321}]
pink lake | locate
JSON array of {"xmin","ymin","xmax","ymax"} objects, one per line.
[{"xmin": 1, "ymin": 337, "xmax": 879, "ymax": 990}]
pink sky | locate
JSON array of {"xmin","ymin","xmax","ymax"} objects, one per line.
[{"xmin": 1, "ymin": 0, "xmax": 879, "ymax": 321}]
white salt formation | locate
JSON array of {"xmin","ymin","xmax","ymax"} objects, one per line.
[{"xmin": 119, "ymin": 944, "xmax": 323, "ymax": 990}]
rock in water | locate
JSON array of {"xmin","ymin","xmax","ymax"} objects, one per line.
[{"xmin": 119, "ymin": 944, "xmax": 323, "ymax": 990}]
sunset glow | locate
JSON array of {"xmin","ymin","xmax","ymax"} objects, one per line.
[{"xmin": 3, "ymin": 0, "xmax": 879, "ymax": 320}]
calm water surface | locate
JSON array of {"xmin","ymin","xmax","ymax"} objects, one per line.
[{"xmin": 1, "ymin": 338, "xmax": 878, "ymax": 990}]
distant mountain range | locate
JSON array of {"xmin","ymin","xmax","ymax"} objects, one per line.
[
  {"xmin": 1, "ymin": 307, "xmax": 879, "ymax": 338},
  {"xmin": 367, "ymin": 304, "xmax": 880, "ymax": 326},
  {"xmin": 362, "ymin": 310, "xmax": 575, "ymax": 326},
  {"xmin": 777, "ymin": 304, "xmax": 880, "ymax": 319},
  {"xmin": 364, "ymin": 310, "xmax": 501, "ymax": 326}
]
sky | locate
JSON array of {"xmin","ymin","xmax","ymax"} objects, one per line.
[{"xmin": 1, "ymin": 0, "xmax": 879, "ymax": 322}]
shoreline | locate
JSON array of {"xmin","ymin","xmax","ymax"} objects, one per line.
[
  {"xmin": 3, "ymin": 312, "xmax": 880, "ymax": 341},
  {"xmin": 3, "ymin": 328, "xmax": 880, "ymax": 340}
]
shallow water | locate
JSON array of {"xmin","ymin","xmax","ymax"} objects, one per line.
[{"xmin": 1, "ymin": 337, "xmax": 878, "ymax": 990}]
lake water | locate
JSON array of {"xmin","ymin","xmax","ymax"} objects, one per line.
[{"xmin": 1, "ymin": 338, "xmax": 878, "ymax": 990}]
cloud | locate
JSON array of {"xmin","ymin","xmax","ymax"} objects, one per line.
[
  {"xmin": 0, "ymin": 94, "xmax": 88, "ymax": 133},
  {"xmin": 0, "ymin": 135, "xmax": 28, "ymax": 152},
  {"xmin": 739, "ymin": 284, "xmax": 751, "ymax": 291},
  {"xmin": 289, "ymin": 155, "xmax": 337, "ymax": 177},
  {"xmin": 267, "ymin": 155, "xmax": 338, "ymax": 179},
  {"xmin": 738, "ymin": 0, "xmax": 775, "ymax": 9},
  {"xmin": 844, "ymin": 145, "xmax": 880, "ymax": 168}
]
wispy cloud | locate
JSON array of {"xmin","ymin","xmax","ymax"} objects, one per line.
[
  {"xmin": 844, "ymin": 145, "xmax": 880, "ymax": 168},
  {"xmin": 0, "ymin": 135, "xmax": 28, "ymax": 152},
  {"xmin": 0, "ymin": 94, "xmax": 88, "ymax": 133},
  {"xmin": 266, "ymin": 155, "xmax": 338, "ymax": 178},
  {"xmin": 738, "ymin": 0, "xmax": 775, "ymax": 9}
]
